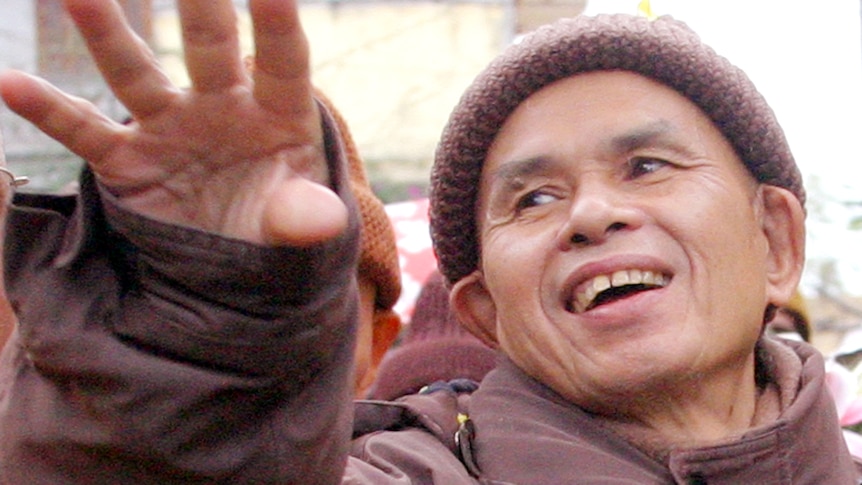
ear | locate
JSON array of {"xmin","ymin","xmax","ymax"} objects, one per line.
[
  {"xmin": 759, "ymin": 185, "xmax": 806, "ymax": 307},
  {"xmin": 370, "ymin": 310, "xmax": 401, "ymax": 368},
  {"xmin": 450, "ymin": 270, "xmax": 500, "ymax": 348}
]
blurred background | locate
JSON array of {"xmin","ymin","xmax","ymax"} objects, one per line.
[{"xmin": 2, "ymin": 0, "xmax": 862, "ymax": 354}]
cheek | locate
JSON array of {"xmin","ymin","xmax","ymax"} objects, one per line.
[
  {"xmin": 662, "ymin": 180, "xmax": 763, "ymax": 260},
  {"xmin": 667, "ymin": 190, "xmax": 769, "ymax": 328},
  {"xmin": 481, "ymin": 212, "xmax": 563, "ymax": 272}
]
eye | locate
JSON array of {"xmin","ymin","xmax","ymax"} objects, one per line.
[
  {"xmin": 627, "ymin": 157, "xmax": 669, "ymax": 179},
  {"xmin": 515, "ymin": 190, "xmax": 558, "ymax": 211}
]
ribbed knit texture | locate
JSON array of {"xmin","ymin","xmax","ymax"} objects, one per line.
[{"xmin": 430, "ymin": 14, "xmax": 803, "ymax": 286}]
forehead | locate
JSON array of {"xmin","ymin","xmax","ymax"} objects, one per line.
[{"xmin": 485, "ymin": 70, "xmax": 735, "ymax": 165}]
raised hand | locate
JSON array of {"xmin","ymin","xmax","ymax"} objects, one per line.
[{"xmin": 0, "ymin": 0, "xmax": 347, "ymax": 246}]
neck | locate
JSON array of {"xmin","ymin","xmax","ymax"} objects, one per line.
[{"xmin": 599, "ymin": 356, "xmax": 761, "ymax": 454}]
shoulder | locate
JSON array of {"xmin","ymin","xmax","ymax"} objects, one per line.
[{"xmin": 350, "ymin": 379, "xmax": 481, "ymax": 481}]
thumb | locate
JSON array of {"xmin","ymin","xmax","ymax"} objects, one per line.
[{"xmin": 262, "ymin": 177, "xmax": 349, "ymax": 246}]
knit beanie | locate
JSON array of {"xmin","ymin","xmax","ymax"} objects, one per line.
[
  {"xmin": 368, "ymin": 270, "xmax": 498, "ymax": 400},
  {"xmin": 315, "ymin": 89, "xmax": 402, "ymax": 311},
  {"xmin": 430, "ymin": 14, "xmax": 804, "ymax": 286}
]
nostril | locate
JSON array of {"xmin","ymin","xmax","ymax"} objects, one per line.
[
  {"xmin": 572, "ymin": 233, "xmax": 590, "ymax": 245},
  {"xmin": 608, "ymin": 222, "xmax": 626, "ymax": 233},
  {"xmin": 568, "ymin": 222, "xmax": 626, "ymax": 247}
]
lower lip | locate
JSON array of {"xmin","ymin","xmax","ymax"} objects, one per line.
[{"xmin": 575, "ymin": 286, "xmax": 668, "ymax": 326}]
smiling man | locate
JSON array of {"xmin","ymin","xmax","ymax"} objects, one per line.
[
  {"xmin": 425, "ymin": 13, "xmax": 859, "ymax": 484},
  {"xmin": 0, "ymin": 1, "xmax": 858, "ymax": 483},
  {"xmin": 443, "ymin": 70, "xmax": 809, "ymax": 478}
]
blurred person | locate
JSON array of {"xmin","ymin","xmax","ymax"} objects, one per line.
[
  {"xmin": 315, "ymin": 88, "xmax": 402, "ymax": 398},
  {"xmin": 366, "ymin": 269, "xmax": 496, "ymax": 400}
]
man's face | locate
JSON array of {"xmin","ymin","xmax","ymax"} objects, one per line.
[{"xmin": 455, "ymin": 71, "xmax": 797, "ymax": 412}]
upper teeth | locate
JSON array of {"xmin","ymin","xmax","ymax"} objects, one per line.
[{"xmin": 574, "ymin": 269, "xmax": 668, "ymax": 313}]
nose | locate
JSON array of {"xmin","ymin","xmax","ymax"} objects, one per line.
[{"xmin": 555, "ymin": 179, "xmax": 641, "ymax": 250}]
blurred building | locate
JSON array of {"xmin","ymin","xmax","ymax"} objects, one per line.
[{"xmin": 0, "ymin": 0, "xmax": 151, "ymax": 190}]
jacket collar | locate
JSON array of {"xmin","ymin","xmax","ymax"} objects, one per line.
[{"xmin": 468, "ymin": 341, "xmax": 858, "ymax": 484}]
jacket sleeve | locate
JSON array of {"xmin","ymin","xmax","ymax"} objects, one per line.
[{"xmin": 0, "ymin": 107, "xmax": 360, "ymax": 484}]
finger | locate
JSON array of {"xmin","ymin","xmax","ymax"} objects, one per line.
[
  {"xmin": 262, "ymin": 177, "xmax": 348, "ymax": 246},
  {"xmin": 177, "ymin": 0, "xmax": 245, "ymax": 93},
  {"xmin": 0, "ymin": 70, "xmax": 123, "ymax": 166},
  {"xmin": 249, "ymin": 0, "xmax": 317, "ymax": 121},
  {"xmin": 63, "ymin": 0, "xmax": 177, "ymax": 119}
]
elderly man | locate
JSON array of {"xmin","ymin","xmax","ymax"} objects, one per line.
[{"xmin": 0, "ymin": 0, "xmax": 857, "ymax": 483}]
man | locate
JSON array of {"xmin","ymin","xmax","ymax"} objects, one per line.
[{"xmin": 0, "ymin": 1, "xmax": 856, "ymax": 484}]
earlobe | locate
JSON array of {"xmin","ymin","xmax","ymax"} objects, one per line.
[
  {"xmin": 759, "ymin": 185, "xmax": 806, "ymax": 307},
  {"xmin": 450, "ymin": 270, "xmax": 500, "ymax": 348},
  {"xmin": 370, "ymin": 310, "xmax": 402, "ymax": 367}
]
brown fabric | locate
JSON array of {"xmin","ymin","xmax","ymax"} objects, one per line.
[
  {"xmin": 347, "ymin": 340, "xmax": 859, "ymax": 483},
  {"xmin": 429, "ymin": 14, "xmax": 802, "ymax": 286},
  {"xmin": 460, "ymin": 343, "xmax": 857, "ymax": 484}
]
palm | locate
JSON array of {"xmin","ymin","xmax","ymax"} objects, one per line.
[{"xmin": 0, "ymin": 0, "xmax": 346, "ymax": 245}]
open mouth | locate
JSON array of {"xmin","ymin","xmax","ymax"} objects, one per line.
[{"xmin": 570, "ymin": 269, "xmax": 669, "ymax": 314}]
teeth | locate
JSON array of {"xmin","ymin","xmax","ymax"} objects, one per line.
[
  {"xmin": 573, "ymin": 269, "xmax": 668, "ymax": 313},
  {"xmin": 642, "ymin": 271, "xmax": 656, "ymax": 285},
  {"xmin": 611, "ymin": 270, "xmax": 630, "ymax": 286},
  {"xmin": 593, "ymin": 275, "xmax": 611, "ymax": 293}
]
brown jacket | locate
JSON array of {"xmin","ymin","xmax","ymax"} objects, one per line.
[{"xmin": 350, "ymin": 345, "xmax": 861, "ymax": 484}]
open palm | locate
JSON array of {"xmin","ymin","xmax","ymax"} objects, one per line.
[{"xmin": 0, "ymin": 0, "xmax": 347, "ymax": 245}]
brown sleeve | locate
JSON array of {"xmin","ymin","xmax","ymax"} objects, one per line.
[{"xmin": 0, "ymin": 108, "xmax": 361, "ymax": 484}]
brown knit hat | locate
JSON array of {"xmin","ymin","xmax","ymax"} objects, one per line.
[
  {"xmin": 316, "ymin": 89, "xmax": 402, "ymax": 310},
  {"xmin": 368, "ymin": 270, "xmax": 497, "ymax": 400},
  {"xmin": 430, "ymin": 14, "xmax": 804, "ymax": 286}
]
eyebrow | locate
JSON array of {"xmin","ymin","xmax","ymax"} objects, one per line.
[
  {"xmin": 606, "ymin": 120, "xmax": 674, "ymax": 154},
  {"xmin": 489, "ymin": 156, "xmax": 554, "ymax": 188}
]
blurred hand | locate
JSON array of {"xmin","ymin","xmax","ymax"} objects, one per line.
[{"xmin": 0, "ymin": 0, "xmax": 347, "ymax": 246}]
